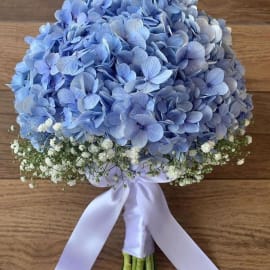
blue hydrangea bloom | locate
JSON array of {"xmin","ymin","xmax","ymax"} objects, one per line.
[{"xmin": 10, "ymin": 0, "xmax": 253, "ymax": 158}]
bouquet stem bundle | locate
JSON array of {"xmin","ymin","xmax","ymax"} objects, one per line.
[{"xmin": 123, "ymin": 253, "xmax": 155, "ymax": 270}]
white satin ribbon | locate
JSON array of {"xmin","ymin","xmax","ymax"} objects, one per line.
[{"xmin": 55, "ymin": 170, "xmax": 219, "ymax": 270}]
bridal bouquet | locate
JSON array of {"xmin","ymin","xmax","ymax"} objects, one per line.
[{"xmin": 9, "ymin": 0, "xmax": 253, "ymax": 269}]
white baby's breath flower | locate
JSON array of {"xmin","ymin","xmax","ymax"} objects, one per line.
[
  {"xmin": 214, "ymin": 153, "xmax": 222, "ymax": 161},
  {"xmin": 40, "ymin": 165, "xmax": 47, "ymax": 173},
  {"xmin": 50, "ymin": 138, "xmax": 56, "ymax": 147},
  {"xmin": 67, "ymin": 180, "xmax": 76, "ymax": 187},
  {"xmin": 51, "ymin": 175, "xmax": 62, "ymax": 184},
  {"xmin": 88, "ymin": 144, "xmax": 99, "ymax": 153},
  {"xmin": 37, "ymin": 124, "xmax": 47, "ymax": 132},
  {"xmin": 29, "ymin": 183, "xmax": 35, "ymax": 189},
  {"xmin": 79, "ymin": 145, "xmax": 86, "ymax": 151},
  {"xmin": 11, "ymin": 140, "xmax": 19, "ymax": 153},
  {"xmin": 45, "ymin": 118, "xmax": 53, "ymax": 127},
  {"xmin": 87, "ymin": 136, "xmax": 95, "ymax": 143},
  {"xmin": 228, "ymin": 135, "xmax": 234, "ymax": 142},
  {"xmin": 167, "ymin": 166, "xmax": 178, "ymax": 180},
  {"xmin": 53, "ymin": 123, "xmax": 62, "ymax": 131},
  {"xmin": 246, "ymin": 135, "xmax": 253, "ymax": 144},
  {"xmin": 38, "ymin": 118, "xmax": 53, "ymax": 133},
  {"xmin": 45, "ymin": 157, "xmax": 53, "ymax": 167},
  {"xmin": 195, "ymin": 175, "xmax": 203, "ymax": 181},
  {"xmin": 76, "ymin": 158, "xmax": 84, "ymax": 167},
  {"xmin": 237, "ymin": 159, "xmax": 245, "ymax": 166},
  {"xmin": 20, "ymin": 176, "xmax": 26, "ymax": 183},
  {"xmin": 29, "ymin": 163, "xmax": 34, "ymax": 170},
  {"xmin": 54, "ymin": 144, "xmax": 63, "ymax": 152},
  {"xmin": 78, "ymin": 169, "xmax": 85, "ymax": 175},
  {"xmin": 70, "ymin": 147, "xmax": 77, "ymax": 155},
  {"xmin": 201, "ymin": 141, "xmax": 215, "ymax": 153},
  {"xmin": 239, "ymin": 129, "xmax": 246, "ymax": 136},
  {"xmin": 106, "ymin": 149, "xmax": 115, "ymax": 159},
  {"xmin": 98, "ymin": 152, "xmax": 107, "ymax": 162},
  {"xmin": 244, "ymin": 119, "xmax": 250, "ymax": 127},
  {"xmin": 48, "ymin": 148, "xmax": 55, "ymax": 156},
  {"xmin": 82, "ymin": 152, "xmax": 91, "ymax": 159},
  {"xmin": 101, "ymin": 138, "xmax": 113, "ymax": 150}
]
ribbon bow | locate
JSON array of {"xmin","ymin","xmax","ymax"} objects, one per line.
[{"xmin": 55, "ymin": 168, "xmax": 219, "ymax": 270}]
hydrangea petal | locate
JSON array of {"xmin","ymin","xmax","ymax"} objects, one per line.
[
  {"xmin": 186, "ymin": 111, "xmax": 203, "ymax": 123},
  {"xmin": 211, "ymin": 82, "xmax": 229, "ymax": 95},
  {"xmin": 141, "ymin": 56, "xmax": 161, "ymax": 79},
  {"xmin": 131, "ymin": 130, "xmax": 148, "ymax": 148},
  {"xmin": 58, "ymin": 89, "xmax": 75, "ymax": 105},
  {"xmin": 187, "ymin": 41, "xmax": 205, "ymax": 59},
  {"xmin": 150, "ymin": 70, "xmax": 173, "ymax": 84},
  {"xmin": 216, "ymin": 123, "xmax": 227, "ymax": 139},
  {"xmin": 84, "ymin": 94, "xmax": 100, "ymax": 110},
  {"xmin": 207, "ymin": 68, "xmax": 224, "ymax": 85},
  {"xmin": 147, "ymin": 123, "xmax": 164, "ymax": 142}
]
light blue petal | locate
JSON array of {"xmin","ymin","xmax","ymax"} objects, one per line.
[
  {"xmin": 207, "ymin": 68, "xmax": 224, "ymax": 85},
  {"xmin": 187, "ymin": 41, "xmax": 205, "ymax": 59},
  {"xmin": 56, "ymin": 56, "xmax": 81, "ymax": 75},
  {"xmin": 150, "ymin": 70, "xmax": 173, "ymax": 84},
  {"xmin": 127, "ymin": 32, "xmax": 147, "ymax": 49},
  {"xmin": 147, "ymin": 123, "xmax": 164, "ymax": 142},
  {"xmin": 211, "ymin": 82, "xmax": 229, "ymax": 95},
  {"xmin": 201, "ymin": 106, "xmax": 213, "ymax": 121},
  {"xmin": 132, "ymin": 130, "xmax": 148, "ymax": 148},
  {"xmin": 186, "ymin": 111, "xmax": 203, "ymax": 123},
  {"xmin": 84, "ymin": 94, "xmax": 100, "ymax": 110},
  {"xmin": 216, "ymin": 123, "xmax": 227, "ymax": 139},
  {"xmin": 136, "ymin": 82, "xmax": 160, "ymax": 93},
  {"xmin": 184, "ymin": 123, "xmax": 199, "ymax": 133},
  {"xmin": 141, "ymin": 56, "xmax": 161, "ymax": 79},
  {"xmin": 58, "ymin": 88, "xmax": 75, "ymax": 105}
]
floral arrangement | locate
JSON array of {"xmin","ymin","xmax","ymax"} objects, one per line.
[{"xmin": 9, "ymin": 0, "xmax": 253, "ymax": 269}]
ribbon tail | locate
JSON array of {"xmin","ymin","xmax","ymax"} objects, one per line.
[
  {"xmin": 138, "ymin": 182, "xmax": 219, "ymax": 270},
  {"xmin": 55, "ymin": 184, "xmax": 130, "ymax": 270}
]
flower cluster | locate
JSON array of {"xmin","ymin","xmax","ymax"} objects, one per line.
[
  {"xmin": 11, "ymin": 125, "xmax": 252, "ymax": 187},
  {"xmin": 10, "ymin": 0, "xmax": 253, "ymax": 186}
]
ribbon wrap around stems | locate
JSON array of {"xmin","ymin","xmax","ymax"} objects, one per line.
[{"xmin": 55, "ymin": 169, "xmax": 219, "ymax": 270}]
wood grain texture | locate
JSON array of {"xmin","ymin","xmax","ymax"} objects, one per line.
[
  {"xmin": 1, "ymin": 1, "xmax": 270, "ymax": 270},
  {"xmin": 0, "ymin": 0, "xmax": 270, "ymax": 23},
  {"xmin": 1, "ymin": 22, "xmax": 270, "ymax": 91},
  {"xmin": 0, "ymin": 180, "xmax": 269, "ymax": 270}
]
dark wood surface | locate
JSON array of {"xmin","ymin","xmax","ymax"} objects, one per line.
[{"xmin": 0, "ymin": 1, "xmax": 270, "ymax": 270}]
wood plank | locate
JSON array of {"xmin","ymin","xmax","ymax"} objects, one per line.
[
  {"xmin": 0, "ymin": 0, "xmax": 62, "ymax": 22},
  {"xmin": 199, "ymin": 0, "xmax": 270, "ymax": 24},
  {"xmin": 0, "ymin": 22, "xmax": 269, "ymax": 91},
  {"xmin": 0, "ymin": 0, "xmax": 270, "ymax": 23},
  {"xmin": 0, "ymin": 179, "xmax": 269, "ymax": 270},
  {"xmin": 1, "ymin": 133, "xmax": 270, "ymax": 180}
]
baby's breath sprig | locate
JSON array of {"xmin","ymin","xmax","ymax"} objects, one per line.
[{"xmin": 10, "ymin": 129, "xmax": 252, "ymax": 188}]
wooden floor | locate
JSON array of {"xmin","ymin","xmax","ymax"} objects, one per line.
[{"xmin": 0, "ymin": 1, "xmax": 270, "ymax": 269}]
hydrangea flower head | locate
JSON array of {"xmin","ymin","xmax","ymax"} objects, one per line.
[{"xmin": 10, "ymin": 0, "xmax": 253, "ymax": 160}]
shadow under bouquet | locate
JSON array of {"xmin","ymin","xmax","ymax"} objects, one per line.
[{"xmin": 9, "ymin": 0, "xmax": 253, "ymax": 269}]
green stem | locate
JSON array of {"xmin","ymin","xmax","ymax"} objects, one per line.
[
  {"xmin": 146, "ymin": 256, "xmax": 152, "ymax": 270},
  {"xmin": 136, "ymin": 258, "xmax": 145, "ymax": 270},
  {"xmin": 123, "ymin": 253, "xmax": 132, "ymax": 270},
  {"xmin": 132, "ymin": 256, "xmax": 137, "ymax": 270},
  {"xmin": 122, "ymin": 254, "xmax": 155, "ymax": 270}
]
